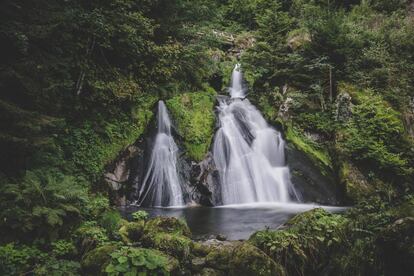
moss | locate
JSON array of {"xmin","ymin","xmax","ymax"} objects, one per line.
[
  {"xmin": 193, "ymin": 242, "xmax": 212, "ymax": 257},
  {"xmin": 166, "ymin": 87, "xmax": 216, "ymax": 161},
  {"xmin": 118, "ymin": 221, "xmax": 145, "ymax": 244},
  {"xmin": 339, "ymin": 161, "xmax": 374, "ymax": 202},
  {"xmin": 143, "ymin": 216, "xmax": 192, "ymax": 238},
  {"xmin": 285, "ymin": 125, "xmax": 333, "ymax": 172},
  {"xmin": 142, "ymin": 232, "xmax": 193, "ymax": 260},
  {"xmin": 229, "ymin": 243, "xmax": 285, "ymax": 276},
  {"xmin": 205, "ymin": 244, "xmax": 236, "ymax": 271},
  {"xmin": 81, "ymin": 244, "xmax": 118, "ymax": 275}
]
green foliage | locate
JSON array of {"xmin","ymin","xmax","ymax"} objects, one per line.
[
  {"xmin": 337, "ymin": 87, "xmax": 411, "ymax": 179},
  {"xmin": 166, "ymin": 87, "xmax": 217, "ymax": 161},
  {"xmin": 0, "ymin": 169, "xmax": 89, "ymax": 243},
  {"xmin": 105, "ymin": 246, "xmax": 176, "ymax": 276},
  {"xmin": 34, "ymin": 258, "xmax": 81, "ymax": 276},
  {"xmin": 60, "ymin": 94, "xmax": 158, "ymax": 182},
  {"xmin": 0, "ymin": 243, "xmax": 45, "ymax": 275},
  {"xmin": 74, "ymin": 221, "xmax": 109, "ymax": 254},
  {"xmin": 132, "ymin": 210, "xmax": 149, "ymax": 221},
  {"xmin": 85, "ymin": 194, "xmax": 111, "ymax": 220},
  {"xmin": 99, "ymin": 210, "xmax": 123, "ymax": 238},
  {"xmin": 250, "ymin": 208, "xmax": 349, "ymax": 275},
  {"xmin": 51, "ymin": 239, "xmax": 77, "ymax": 258}
]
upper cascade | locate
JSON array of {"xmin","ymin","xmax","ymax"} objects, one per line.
[
  {"xmin": 229, "ymin": 63, "xmax": 246, "ymax": 99},
  {"xmin": 213, "ymin": 65, "xmax": 301, "ymax": 205},
  {"xmin": 136, "ymin": 101, "xmax": 184, "ymax": 207}
]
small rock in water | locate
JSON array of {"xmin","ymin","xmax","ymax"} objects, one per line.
[{"xmin": 216, "ymin": 234, "xmax": 227, "ymax": 241}]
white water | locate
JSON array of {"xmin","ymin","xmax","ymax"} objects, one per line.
[
  {"xmin": 136, "ymin": 101, "xmax": 184, "ymax": 207},
  {"xmin": 213, "ymin": 64, "xmax": 301, "ymax": 205}
]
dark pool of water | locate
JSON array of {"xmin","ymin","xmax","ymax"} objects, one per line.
[{"xmin": 121, "ymin": 203, "xmax": 346, "ymax": 240}]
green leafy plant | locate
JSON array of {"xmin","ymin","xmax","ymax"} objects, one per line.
[
  {"xmin": 132, "ymin": 210, "xmax": 149, "ymax": 221},
  {"xmin": 105, "ymin": 247, "xmax": 173, "ymax": 276}
]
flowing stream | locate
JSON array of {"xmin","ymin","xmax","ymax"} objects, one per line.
[
  {"xmin": 213, "ymin": 64, "xmax": 301, "ymax": 205},
  {"xmin": 135, "ymin": 101, "xmax": 184, "ymax": 207}
]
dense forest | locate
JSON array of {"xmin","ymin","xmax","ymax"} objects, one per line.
[{"xmin": 0, "ymin": 0, "xmax": 413, "ymax": 275}]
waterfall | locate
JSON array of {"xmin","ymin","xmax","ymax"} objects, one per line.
[
  {"xmin": 213, "ymin": 64, "xmax": 301, "ymax": 205},
  {"xmin": 136, "ymin": 101, "xmax": 184, "ymax": 207}
]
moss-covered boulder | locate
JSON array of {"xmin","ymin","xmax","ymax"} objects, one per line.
[
  {"xmin": 166, "ymin": 87, "xmax": 216, "ymax": 161},
  {"xmin": 143, "ymin": 216, "xmax": 191, "ymax": 238},
  {"xmin": 81, "ymin": 244, "xmax": 118, "ymax": 275},
  {"xmin": 142, "ymin": 232, "xmax": 193, "ymax": 260},
  {"xmin": 229, "ymin": 243, "xmax": 285, "ymax": 276},
  {"xmin": 205, "ymin": 244, "xmax": 236, "ymax": 271},
  {"xmin": 118, "ymin": 221, "xmax": 145, "ymax": 244},
  {"xmin": 339, "ymin": 161, "xmax": 374, "ymax": 202}
]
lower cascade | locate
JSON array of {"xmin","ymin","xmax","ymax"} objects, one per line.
[
  {"xmin": 213, "ymin": 65, "xmax": 301, "ymax": 205},
  {"xmin": 135, "ymin": 100, "xmax": 184, "ymax": 207}
]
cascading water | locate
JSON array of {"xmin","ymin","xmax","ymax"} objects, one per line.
[
  {"xmin": 213, "ymin": 64, "xmax": 301, "ymax": 205},
  {"xmin": 136, "ymin": 101, "xmax": 184, "ymax": 207}
]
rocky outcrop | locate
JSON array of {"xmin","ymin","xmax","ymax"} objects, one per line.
[
  {"xmin": 286, "ymin": 144, "xmax": 341, "ymax": 205},
  {"xmin": 189, "ymin": 153, "xmax": 222, "ymax": 206}
]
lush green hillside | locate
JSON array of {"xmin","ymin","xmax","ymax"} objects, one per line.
[{"xmin": 0, "ymin": 0, "xmax": 413, "ymax": 275}]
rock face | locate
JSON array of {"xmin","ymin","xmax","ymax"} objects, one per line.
[
  {"xmin": 189, "ymin": 153, "xmax": 222, "ymax": 206},
  {"xmin": 286, "ymin": 144, "xmax": 341, "ymax": 205},
  {"xmin": 104, "ymin": 144, "xmax": 144, "ymax": 206}
]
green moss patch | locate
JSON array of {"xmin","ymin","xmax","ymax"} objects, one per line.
[
  {"xmin": 166, "ymin": 87, "xmax": 216, "ymax": 161},
  {"xmin": 285, "ymin": 125, "xmax": 333, "ymax": 172}
]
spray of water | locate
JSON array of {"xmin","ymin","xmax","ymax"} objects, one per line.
[
  {"xmin": 136, "ymin": 101, "xmax": 184, "ymax": 207},
  {"xmin": 213, "ymin": 64, "xmax": 301, "ymax": 205}
]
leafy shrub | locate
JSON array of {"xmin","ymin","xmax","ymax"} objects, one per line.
[
  {"xmin": 337, "ymin": 88, "xmax": 411, "ymax": 178},
  {"xmin": 132, "ymin": 210, "xmax": 149, "ymax": 221},
  {"xmin": 51, "ymin": 239, "xmax": 77, "ymax": 258},
  {"xmin": 74, "ymin": 221, "xmax": 109, "ymax": 254},
  {"xmin": 99, "ymin": 210, "xmax": 123, "ymax": 238},
  {"xmin": 85, "ymin": 194, "xmax": 111, "ymax": 220},
  {"xmin": 34, "ymin": 258, "xmax": 81, "ymax": 276},
  {"xmin": 0, "ymin": 243, "xmax": 45, "ymax": 275},
  {"xmin": 0, "ymin": 169, "xmax": 89, "ymax": 243},
  {"xmin": 105, "ymin": 247, "xmax": 176, "ymax": 275}
]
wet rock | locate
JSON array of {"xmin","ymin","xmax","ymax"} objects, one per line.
[
  {"xmin": 104, "ymin": 145, "xmax": 139, "ymax": 190},
  {"xmin": 216, "ymin": 234, "xmax": 227, "ymax": 241},
  {"xmin": 190, "ymin": 152, "xmax": 222, "ymax": 206},
  {"xmin": 286, "ymin": 144, "xmax": 340, "ymax": 205}
]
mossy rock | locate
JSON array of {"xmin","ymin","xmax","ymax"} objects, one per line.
[
  {"xmin": 205, "ymin": 244, "xmax": 237, "ymax": 271},
  {"xmin": 229, "ymin": 243, "xmax": 286, "ymax": 276},
  {"xmin": 339, "ymin": 161, "xmax": 374, "ymax": 202},
  {"xmin": 144, "ymin": 216, "xmax": 191, "ymax": 238},
  {"xmin": 81, "ymin": 244, "xmax": 118, "ymax": 275},
  {"xmin": 142, "ymin": 232, "xmax": 193, "ymax": 260},
  {"xmin": 118, "ymin": 221, "xmax": 145, "ymax": 244},
  {"xmin": 166, "ymin": 87, "xmax": 216, "ymax": 161},
  {"xmin": 197, "ymin": 267, "xmax": 226, "ymax": 276},
  {"xmin": 193, "ymin": 242, "xmax": 212, "ymax": 257}
]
